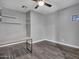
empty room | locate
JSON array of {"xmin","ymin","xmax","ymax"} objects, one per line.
[{"xmin": 0, "ymin": 0, "xmax": 79, "ymax": 59}]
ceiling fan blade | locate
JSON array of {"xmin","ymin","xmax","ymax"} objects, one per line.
[
  {"xmin": 45, "ymin": 3, "xmax": 52, "ymax": 7},
  {"xmin": 35, "ymin": 5, "xmax": 39, "ymax": 9},
  {"xmin": 32, "ymin": 0, "xmax": 38, "ymax": 1}
]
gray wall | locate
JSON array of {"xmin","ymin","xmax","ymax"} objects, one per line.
[
  {"xmin": 31, "ymin": 11, "xmax": 47, "ymax": 42},
  {"xmin": 0, "ymin": 8, "xmax": 26, "ymax": 44},
  {"xmin": 47, "ymin": 3, "xmax": 79, "ymax": 46}
]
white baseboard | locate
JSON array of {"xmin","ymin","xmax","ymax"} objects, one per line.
[
  {"xmin": 0, "ymin": 39, "xmax": 46, "ymax": 47},
  {"xmin": 0, "ymin": 41, "xmax": 25, "ymax": 48},
  {"xmin": 33, "ymin": 39, "xmax": 47, "ymax": 43},
  {"xmin": 46, "ymin": 40, "xmax": 79, "ymax": 49},
  {"xmin": 0, "ymin": 39, "xmax": 79, "ymax": 49},
  {"xmin": 33, "ymin": 39, "xmax": 79, "ymax": 49}
]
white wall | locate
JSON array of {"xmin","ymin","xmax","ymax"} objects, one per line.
[
  {"xmin": 45, "ymin": 13, "xmax": 59, "ymax": 41},
  {"xmin": 47, "ymin": 3, "xmax": 79, "ymax": 46},
  {"xmin": 31, "ymin": 11, "xmax": 47, "ymax": 42},
  {"xmin": 0, "ymin": 3, "xmax": 79, "ymax": 47},
  {"xmin": 0, "ymin": 0, "xmax": 2, "ymax": 9},
  {"xmin": 0, "ymin": 8, "xmax": 26, "ymax": 44}
]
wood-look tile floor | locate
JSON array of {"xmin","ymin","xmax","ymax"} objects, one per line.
[{"xmin": 0, "ymin": 41, "xmax": 79, "ymax": 59}]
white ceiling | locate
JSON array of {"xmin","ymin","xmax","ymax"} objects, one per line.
[{"xmin": 1, "ymin": 0, "xmax": 79, "ymax": 14}]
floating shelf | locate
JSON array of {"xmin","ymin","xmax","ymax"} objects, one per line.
[
  {"xmin": 0, "ymin": 21, "xmax": 30, "ymax": 25},
  {"xmin": 0, "ymin": 15, "xmax": 16, "ymax": 19}
]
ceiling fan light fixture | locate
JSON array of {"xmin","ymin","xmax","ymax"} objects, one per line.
[{"xmin": 38, "ymin": 1, "xmax": 44, "ymax": 6}]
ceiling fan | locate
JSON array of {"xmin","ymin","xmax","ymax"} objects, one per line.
[
  {"xmin": 22, "ymin": 0, "xmax": 52, "ymax": 9},
  {"xmin": 33, "ymin": 0, "xmax": 52, "ymax": 9}
]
